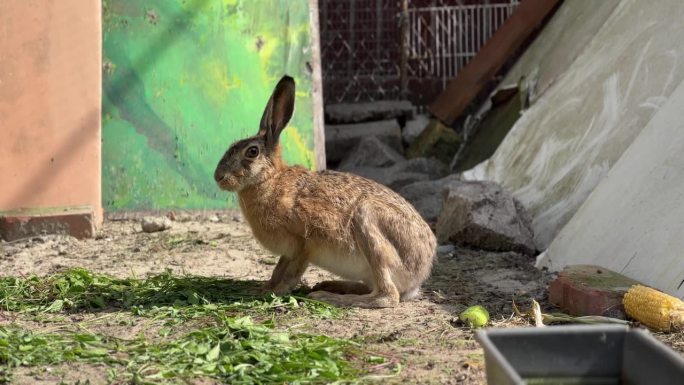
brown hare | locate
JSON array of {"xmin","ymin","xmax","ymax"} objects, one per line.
[{"xmin": 214, "ymin": 75, "xmax": 436, "ymax": 308}]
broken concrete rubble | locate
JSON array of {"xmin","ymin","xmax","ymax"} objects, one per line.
[
  {"xmin": 406, "ymin": 119, "xmax": 461, "ymax": 165},
  {"xmin": 339, "ymin": 158, "xmax": 446, "ymax": 191},
  {"xmin": 332, "ymin": 124, "xmax": 449, "ymax": 193},
  {"xmin": 436, "ymin": 181, "xmax": 535, "ymax": 256},
  {"xmin": 399, "ymin": 157, "xmax": 447, "ymax": 180},
  {"xmin": 398, "ymin": 174, "xmax": 462, "ymax": 226},
  {"xmin": 344, "ymin": 167, "xmax": 428, "ymax": 192},
  {"xmin": 325, "ymin": 100, "xmax": 414, "ymax": 124},
  {"xmin": 342, "ymin": 157, "xmax": 448, "ymax": 192},
  {"xmin": 402, "ymin": 114, "xmax": 430, "ymax": 145},
  {"xmin": 325, "ymin": 119, "xmax": 403, "ymax": 164},
  {"xmin": 337, "ymin": 136, "xmax": 405, "ymax": 170}
]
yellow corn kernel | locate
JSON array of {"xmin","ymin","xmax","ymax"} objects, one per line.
[{"xmin": 623, "ymin": 284, "xmax": 684, "ymax": 332}]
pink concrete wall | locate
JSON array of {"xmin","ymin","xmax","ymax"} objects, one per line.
[{"xmin": 0, "ymin": 1, "xmax": 102, "ymax": 224}]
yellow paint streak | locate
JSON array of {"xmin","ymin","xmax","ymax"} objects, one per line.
[
  {"xmin": 201, "ymin": 60, "xmax": 239, "ymax": 106},
  {"xmin": 284, "ymin": 125, "xmax": 314, "ymax": 168},
  {"xmin": 257, "ymin": 34, "xmax": 279, "ymax": 63},
  {"xmin": 230, "ymin": 75, "xmax": 243, "ymax": 89},
  {"xmin": 154, "ymin": 86, "xmax": 165, "ymax": 98},
  {"xmin": 286, "ymin": 24, "xmax": 308, "ymax": 46}
]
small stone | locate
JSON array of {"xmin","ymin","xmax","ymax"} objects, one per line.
[
  {"xmin": 141, "ymin": 217, "xmax": 173, "ymax": 233},
  {"xmin": 436, "ymin": 244, "xmax": 455, "ymax": 254},
  {"xmin": 232, "ymin": 215, "xmax": 243, "ymax": 223},
  {"xmin": 57, "ymin": 245, "xmax": 67, "ymax": 256},
  {"xmin": 208, "ymin": 215, "xmax": 220, "ymax": 223}
]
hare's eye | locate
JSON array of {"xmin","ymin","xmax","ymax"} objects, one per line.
[{"xmin": 245, "ymin": 146, "xmax": 259, "ymax": 158}]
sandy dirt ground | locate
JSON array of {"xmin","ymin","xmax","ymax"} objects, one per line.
[{"xmin": 1, "ymin": 213, "xmax": 682, "ymax": 384}]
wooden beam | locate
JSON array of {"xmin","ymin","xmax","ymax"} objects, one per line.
[
  {"xmin": 309, "ymin": 0, "xmax": 327, "ymax": 169},
  {"xmin": 428, "ymin": 0, "xmax": 561, "ymax": 125}
]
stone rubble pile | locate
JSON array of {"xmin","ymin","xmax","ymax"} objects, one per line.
[{"xmin": 324, "ymin": 101, "xmax": 536, "ymax": 256}]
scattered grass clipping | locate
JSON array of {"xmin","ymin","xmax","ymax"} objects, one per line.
[{"xmin": 0, "ymin": 268, "xmax": 367, "ymax": 384}]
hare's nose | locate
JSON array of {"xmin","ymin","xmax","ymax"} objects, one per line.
[{"xmin": 214, "ymin": 169, "xmax": 226, "ymax": 183}]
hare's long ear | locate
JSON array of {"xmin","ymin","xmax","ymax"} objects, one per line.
[{"xmin": 258, "ymin": 75, "xmax": 295, "ymax": 150}]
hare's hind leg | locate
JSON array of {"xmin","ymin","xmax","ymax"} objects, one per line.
[
  {"xmin": 311, "ymin": 281, "xmax": 371, "ymax": 295},
  {"xmin": 309, "ymin": 206, "xmax": 401, "ymax": 308}
]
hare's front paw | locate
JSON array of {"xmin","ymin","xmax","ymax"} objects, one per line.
[
  {"xmin": 261, "ymin": 281, "xmax": 293, "ymax": 296},
  {"xmin": 258, "ymin": 282, "xmax": 274, "ymax": 295}
]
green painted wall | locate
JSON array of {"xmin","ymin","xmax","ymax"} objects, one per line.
[{"xmin": 102, "ymin": 0, "xmax": 316, "ymax": 211}]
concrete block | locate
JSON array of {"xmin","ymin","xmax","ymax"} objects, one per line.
[
  {"xmin": 325, "ymin": 101, "xmax": 414, "ymax": 124},
  {"xmin": 548, "ymin": 265, "xmax": 641, "ymax": 318},
  {"xmin": 0, "ymin": 206, "xmax": 96, "ymax": 241}
]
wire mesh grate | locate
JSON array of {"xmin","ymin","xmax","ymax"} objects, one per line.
[{"xmin": 319, "ymin": 0, "xmax": 519, "ymax": 109}]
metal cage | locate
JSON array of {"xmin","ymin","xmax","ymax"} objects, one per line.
[{"xmin": 319, "ymin": 0, "xmax": 519, "ymax": 108}]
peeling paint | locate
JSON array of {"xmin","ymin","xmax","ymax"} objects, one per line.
[{"xmin": 102, "ymin": 0, "xmax": 316, "ymax": 211}]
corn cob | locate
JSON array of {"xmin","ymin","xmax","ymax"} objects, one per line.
[{"xmin": 623, "ymin": 284, "xmax": 684, "ymax": 332}]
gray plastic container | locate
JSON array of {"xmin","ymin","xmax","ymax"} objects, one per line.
[{"xmin": 475, "ymin": 325, "xmax": 684, "ymax": 385}]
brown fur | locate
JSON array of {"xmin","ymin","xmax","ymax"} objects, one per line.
[{"xmin": 214, "ymin": 76, "xmax": 436, "ymax": 308}]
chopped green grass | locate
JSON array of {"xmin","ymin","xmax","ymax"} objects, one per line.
[
  {"xmin": 0, "ymin": 268, "xmax": 338, "ymax": 318},
  {"xmin": 0, "ymin": 268, "xmax": 342, "ymax": 329},
  {"xmin": 0, "ymin": 317, "xmax": 357, "ymax": 384},
  {"xmin": 0, "ymin": 269, "xmax": 370, "ymax": 384}
]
